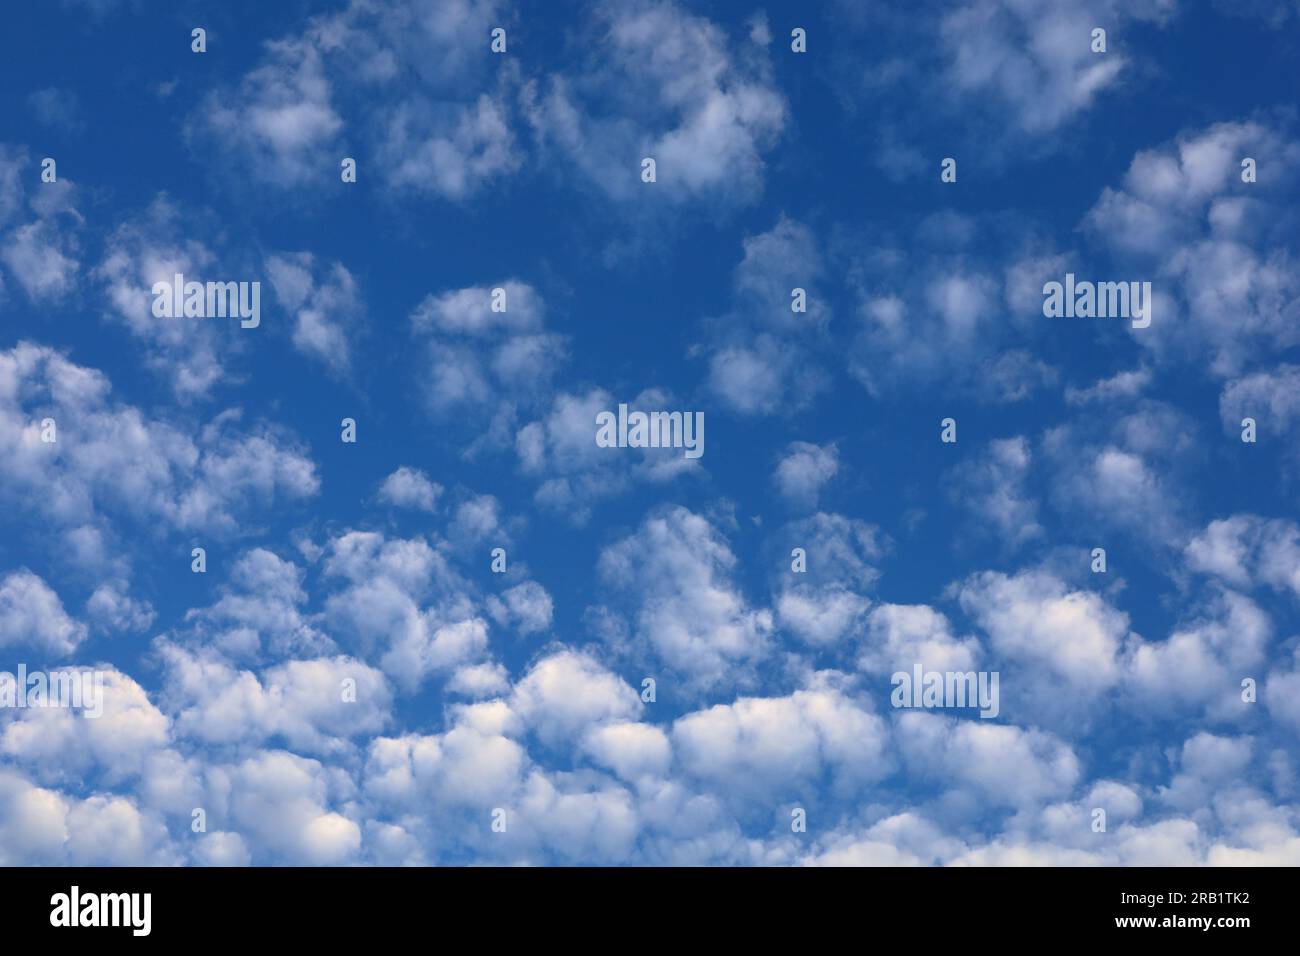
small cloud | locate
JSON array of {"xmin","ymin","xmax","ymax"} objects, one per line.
[
  {"xmin": 774, "ymin": 442, "xmax": 840, "ymax": 510},
  {"xmin": 377, "ymin": 467, "xmax": 442, "ymax": 512},
  {"xmin": 27, "ymin": 87, "xmax": 83, "ymax": 133}
]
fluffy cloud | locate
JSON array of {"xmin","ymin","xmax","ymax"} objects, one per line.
[
  {"xmin": 0, "ymin": 144, "xmax": 81, "ymax": 303},
  {"xmin": 220, "ymin": 750, "xmax": 361, "ymax": 865},
  {"xmin": 192, "ymin": 37, "xmax": 343, "ymax": 187},
  {"xmin": 847, "ymin": 216, "xmax": 1057, "ymax": 400},
  {"xmin": 705, "ymin": 218, "xmax": 830, "ymax": 416},
  {"xmin": 188, "ymin": 0, "xmax": 519, "ymax": 198},
  {"xmin": 486, "ymin": 580, "xmax": 554, "ymax": 636},
  {"xmin": 1219, "ymin": 364, "xmax": 1300, "ymax": 452},
  {"xmin": 412, "ymin": 280, "xmax": 565, "ymax": 449},
  {"xmin": 582, "ymin": 721, "xmax": 672, "ymax": 781},
  {"xmin": 858, "ymin": 604, "xmax": 982, "ymax": 676},
  {"xmin": 0, "ymin": 344, "xmax": 320, "ymax": 539},
  {"xmin": 595, "ymin": 507, "xmax": 773, "ymax": 690},
  {"xmin": 773, "ymin": 442, "xmax": 839, "ymax": 510},
  {"xmin": 1084, "ymin": 120, "xmax": 1300, "ymax": 377},
  {"xmin": 1042, "ymin": 401, "xmax": 1199, "ymax": 545},
  {"xmin": 158, "ymin": 644, "xmax": 392, "ymax": 754},
  {"xmin": 949, "ymin": 437, "xmax": 1043, "ymax": 547},
  {"xmin": 6, "ymin": 0, "xmax": 1300, "ymax": 872},
  {"xmin": 511, "ymin": 650, "xmax": 642, "ymax": 747},
  {"xmin": 955, "ymin": 569, "xmax": 1140, "ymax": 730},
  {"xmin": 381, "ymin": 93, "xmax": 521, "ymax": 199},
  {"xmin": 1185, "ymin": 515, "xmax": 1300, "ymax": 599},
  {"xmin": 672, "ymin": 677, "xmax": 889, "ymax": 800},
  {"xmin": 0, "ymin": 570, "xmax": 87, "ymax": 656},
  {"xmin": 0, "ymin": 769, "xmax": 177, "ymax": 865},
  {"xmin": 526, "ymin": 0, "xmax": 785, "ymax": 204},
  {"xmin": 84, "ymin": 583, "xmax": 156, "ymax": 634},
  {"xmin": 1265, "ymin": 648, "xmax": 1300, "ymax": 737},
  {"xmin": 958, "ymin": 569, "xmax": 1131, "ymax": 698},
  {"xmin": 938, "ymin": 0, "xmax": 1170, "ymax": 134},
  {"xmin": 320, "ymin": 530, "xmax": 495, "ymax": 691},
  {"xmin": 0, "ymin": 666, "xmax": 169, "ymax": 783},
  {"xmin": 265, "ymin": 252, "xmax": 361, "ymax": 374},
  {"xmin": 93, "ymin": 196, "xmax": 253, "ymax": 399},
  {"xmin": 377, "ymin": 467, "xmax": 442, "ymax": 512},
  {"xmin": 1126, "ymin": 588, "xmax": 1270, "ymax": 720},
  {"xmin": 167, "ymin": 549, "xmax": 330, "ymax": 663},
  {"xmin": 516, "ymin": 386, "xmax": 700, "ymax": 523},
  {"xmin": 772, "ymin": 513, "xmax": 884, "ymax": 648},
  {"xmin": 896, "ymin": 711, "xmax": 1081, "ymax": 808}
]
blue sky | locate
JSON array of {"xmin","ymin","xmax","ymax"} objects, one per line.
[{"xmin": 0, "ymin": 0, "xmax": 1298, "ymax": 865}]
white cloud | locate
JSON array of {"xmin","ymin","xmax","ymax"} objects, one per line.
[
  {"xmin": 412, "ymin": 281, "xmax": 565, "ymax": 449},
  {"xmin": 516, "ymin": 386, "xmax": 700, "ymax": 523},
  {"xmin": 158, "ymin": 644, "xmax": 392, "ymax": 754},
  {"xmin": 0, "ymin": 769, "xmax": 177, "ymax": 865},
  {"xmin": 447, "ymin": 661, "xmax": 511, "ymax": 699},
  {"xmin": 265, "ymin": 252, "xmax": 361, "ymax": 374},
  {"xmin": 1043, "ymin": 404, "xmax": 1195, "ymax": 544},
  {"xmin": 958, "ymin": 569, "xmax": 1130, "ymax": 698},
  {"xmin": 1185, "ymin": 515, "xmax": 1300, "ymax": 599},
  {"xmin": 804, "ymin": 812, "xmax": 966, "ymax": 867},
  {"xmin": 1158, "ymin": 732, "xmax": 1254, "ymax": 810},
  {"xmin": 1065, "ymin": 367, "xmax": 1153, "ymax": 405},
  {"xmin": 93, "ymin": 196, "xmax": 245, "ymax": 399},
  {"xmin": 849, "ymin": 251, "xmax": 1021, "ymax": 399},
  {"xmin": 774, "ymin": 442, "xmax": 839, "ymax": 509},
  {"xmin": 672, "ymin": 677, "xmax": 889, "ymax": 799},
  {"xmin": 777, "ymin": 586, "xmax": 870, "ymax": 647},
  {"xmin": 191, "ymin": 37, "xmax": 343, "ymax": 187},
  {"xmin": 706, "ymin": 218, "xmax": 829, "ymax": 416},
  {"xmin": 189, "ymin": 0, "xmax": 518, "ymax": 197},
  {"xmin": 166, "ymin": 548, "xmax": 332, "ymax": 662},
  {"xmin": 364, "ymin": 722, "xmax": 527, "ymax": 819},
  {"xmin": 949, "ymin": 437, "xmax": 1042, "ymax": 546},
  {"xmin": 1220, "ymin": 364, "xmax": 1300, "ymax": 446},
  {"xmin": 859, "ymin": 604, "xmax": 982, "ymax": 676},
  {"xmin": 0, "ymin": 570, "xmax": 87, "ymax": 655},
  {"xmin": 1084, "ymin": 121, "xmax": 1300, "ymax": 377},
  {"xmin": 954, "ymin": 568, "xmax": 1142, "ymax": 730},
  {"xmin": 596, "ymin": 507, "xmax": 773, "ymax": 690},
  {"xmin": 448, "ymin": 493, "xmax": 508, "ymax": 544},
  {"xmin": 512, "ymin": 770, "xmax": 639, "ymax": 862},
  {"xmin": 582, "ymin": 721, "xmax": 672, "ymax": 781},
  {"xmin": 194, "ymin": 831, "xmax": 253, "ymax": 867},
  {"xmin": 0, "ymin": 144, "xmax": 82, "ymax": 303},
  {"xmin": 377, "ymin": 466, "xmax": 443, "ymax": 512},
  {"xmin": 1265, "ymin": 647, "xmax": 1300, "ymax": 738},
  {"xmin": 1126, "ymin": 588, "xmax": 1270, "ymax": 720},
  {"xmin": 223, "ymin": 750, "xmax": 361, "ymax": 865},
  {"xmin": 0, "ymin": 666, "xmax": 169, "ymax": 782},
  {"xmin": 526, "ymin": 0, "xmax": 785, "ymax": 204},
  {"xmin": 939, "ymin": 0, "xmax": 1174, "ymax": 134},
  {"xmin": 772, "ymin": 512, "xmax": 885, "ymax": 647},
  {"xmin": 511, "ymin": 650, "xmax": 642, "ymax": 747},
  {"xmin": 320, "ymin": 530, "xmax": 492, "ymax": 691},
  {"xmin": 380, "ymin": 94, "xmax": 521, "ymax": 199},
  {"xmin": 486, "ymin": 580, "xmax": 554, "ymax": 636},
  {"xmin": 896, "ymin": 711, "xmax": 1081, "ymax": 808},
  {"xmin": 85, "ymin": 583, "xmax": 155, "ymax": 634}
]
